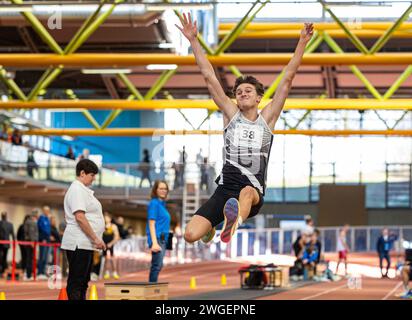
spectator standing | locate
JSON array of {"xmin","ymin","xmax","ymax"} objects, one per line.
[
  {"xmin": 58, "ymin": 220, "xmax": 68, "ymax": 277},
  {"xmin": 37, "ymin": 206, "xmax": 51, "ymax": 279},
  {"xmin": 146, "ymin": 180, "xmax": 171, "ymax": 283},
  {"xmin": 196, "ymin": 149, "xmax": 203, "ymax": 165},
  {"xmin": 27, "ymin": 149, "xmax": 38, "ymax": 178},
  {"xmin": 178, "ymin": 146, "xmax": 187, "ymax": 187},
  {"xmin": 0, "ymin": 212, "xmax": 15, "ymax": 277},
  {"xmin": 171, "ymin": 162, "xmax": 180, "ymax": 189},
  {"xmin": 17, "ymin": 215, "xmax": 30, "ymax": 272},
  {"xmin": 139, "ymin": 149, "xmax": 152, "ymax": 188},
  {"xmin": 50, "ymin": 216, "xmax": 61, "ymax": 244},
  {"xmin": 200, "ymin": 157, "xmax": 209, "ymax": 191},
  {"xmin": 65, "ymin": 147, "xmax": 75, "ymax": 160},
  {"xmin": 23, "ymin": 212, "xmax": 39, "ymax": 281},
  {"xmin": 335, "ymin": 224, "xmax": 350, "ymax": 276},
  {"xmin": 102, "ymin": 213, "xmax": 120, "ymax": 280},
  {"xmin": 126, "ymin": 226, "xmax": 134, "ymax": 239},
  {"xmin": 50, "ymin": 215, "xmax": 61, "ymax": 268},
  {"xmin": 113, "ymin": 216, "xmax": 128, "ymax": 240},
  {"xmin": 377, "ymin": 228, "xmax": 398, "ymax": 278}
]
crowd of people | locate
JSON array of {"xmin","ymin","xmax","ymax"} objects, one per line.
[{"xmin": 0, "ymin": 203, "xmax": 134, "ymax": 282}]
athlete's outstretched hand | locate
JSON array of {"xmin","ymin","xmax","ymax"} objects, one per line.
[
  {"xmin": 300, "ymin": 23, "xmax": 314, "ymax": 43},
  {"xmin": 175, "ymin": 12, "xmax": 198, "ymax": 42}
]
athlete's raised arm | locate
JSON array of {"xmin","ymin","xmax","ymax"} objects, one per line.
[
  {"xmin": 261, "ymin": 23, "xmax": 314, "ymax": 129},
  {"xmin": 176, "ymin": 12, "xmax": 238, "ymax": 123}
]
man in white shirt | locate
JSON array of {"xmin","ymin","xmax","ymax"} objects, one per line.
[{"xmin": 61, "ymin": 159, "xmax": 106, "ymax": 300}]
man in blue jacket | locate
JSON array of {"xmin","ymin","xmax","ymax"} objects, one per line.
[
  {"xmin": 37, "ymin": 206, "xmax": 51, "ymax": 280},
  {"xmin": 377, "ymin": 228, "xmax": 398, "ymax": 278}
]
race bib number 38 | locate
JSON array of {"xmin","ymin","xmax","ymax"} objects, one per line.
[{"xmin": 233, "ymin": 123, "xmax": 263, "ymax": 149}]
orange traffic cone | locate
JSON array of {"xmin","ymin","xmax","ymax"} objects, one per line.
[{"xmin": 57, "ymin": 288, "xmax": 68, "ymax": 300}]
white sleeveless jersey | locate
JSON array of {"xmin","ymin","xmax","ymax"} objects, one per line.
[{"xmin": 215, "ymin": 110, "xmax": 274, "ymax": 195}]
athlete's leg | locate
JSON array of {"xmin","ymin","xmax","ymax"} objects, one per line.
[
  {"xmin": 335, "ymin": 260, "xmax": 340, "ymax": 274},
  {"xmin": 385, "ymin": 253, "xmax": 391, "ymax": 276},
  {"xmin": 220, "ymin": 186, "xmax": 260, "ymax": 243},
  {"xmin": 238, "ymin": 186, "xmax": 260, "ymax": 222},
  {"xmin": 184, "ymin": 215, "xmax": 213, "ymax": 243},
  {"xmin": 344, "ymin": 257, "xmax": 348, "ymax": 275}
]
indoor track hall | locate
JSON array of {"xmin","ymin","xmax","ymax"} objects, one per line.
[{"xmin": 0, "ymin": 0, "xmax": 411, "ymax": 302}]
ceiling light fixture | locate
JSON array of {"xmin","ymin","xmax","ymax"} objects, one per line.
[
  {"xmin": 146, "ymin": 3, "xmax": 213, "ymax": 11},
  {"xmin": 146, "ymin": 64, "xmax": 178, "ymax": 70},
  {"xmin": 81, "ymin": 69, "xmax": 132, "ymax": 74},
  {"xmin": 10, "ymin": 117, "xmax": 28, "ymax": 125},
  {"xmin": 0, "ymin": 6, "xmax": 33, "ymax": 13}
]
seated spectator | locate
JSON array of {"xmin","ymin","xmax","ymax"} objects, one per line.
[
  {"xmin": 293, "ymin": 233, "xmax": 307, "ymax": 257},
  {"xmin": 65, "ymin": 147, "xmax": 75, "ymax": 160},
  {"xmin": 302, "ymin": 230, "xmax": 322, "ymax": 280},
  {"xmin": 302, "ymin": 241, "xmax": 320, "ymax": 280},
  {"xmin": 11, "ymin": 128, "xmax": 23, "ymax": 146},
  {"xmin": 290, "ymin": 233, "xmax": 308, "ymax": 280}
]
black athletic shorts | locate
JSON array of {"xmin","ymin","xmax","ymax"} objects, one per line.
[
  {"xmin": 103, "ymin": 246, "xmax": 114, "ymax": 257},
  {"xmin": 194, "ymin": 185, "xmax": 264, "ymax": 228}
]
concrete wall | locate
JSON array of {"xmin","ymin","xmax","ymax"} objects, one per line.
[{"xmin": 368, "ymin": 209, "xmax": 412, "ymax": 226}]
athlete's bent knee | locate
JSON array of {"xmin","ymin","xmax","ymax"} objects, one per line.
[
  {"xmin": 240, "ymin": 186, "xmax": 257, "ymax": 200},
  {"xmin": 184, "ymin": 229, "xmax": 197, "ymax": 243}
]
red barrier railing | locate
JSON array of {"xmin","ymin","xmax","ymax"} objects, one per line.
[{"xmin": 0, "ymin": 240, "xmax": 60, "ymax": 282}]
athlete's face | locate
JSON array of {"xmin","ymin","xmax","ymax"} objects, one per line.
[{"xmin": 235, "ymin": 83, "xmax": 261, "ymax": 111}]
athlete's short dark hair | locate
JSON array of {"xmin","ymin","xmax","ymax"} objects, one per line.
[
  {"xmin": 76, "ymin": 159, "xmax": 99, "ymax": 176},
  {"xmin": 232, "ymin": 75, "xmax": 264, "ymax": 97}
]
